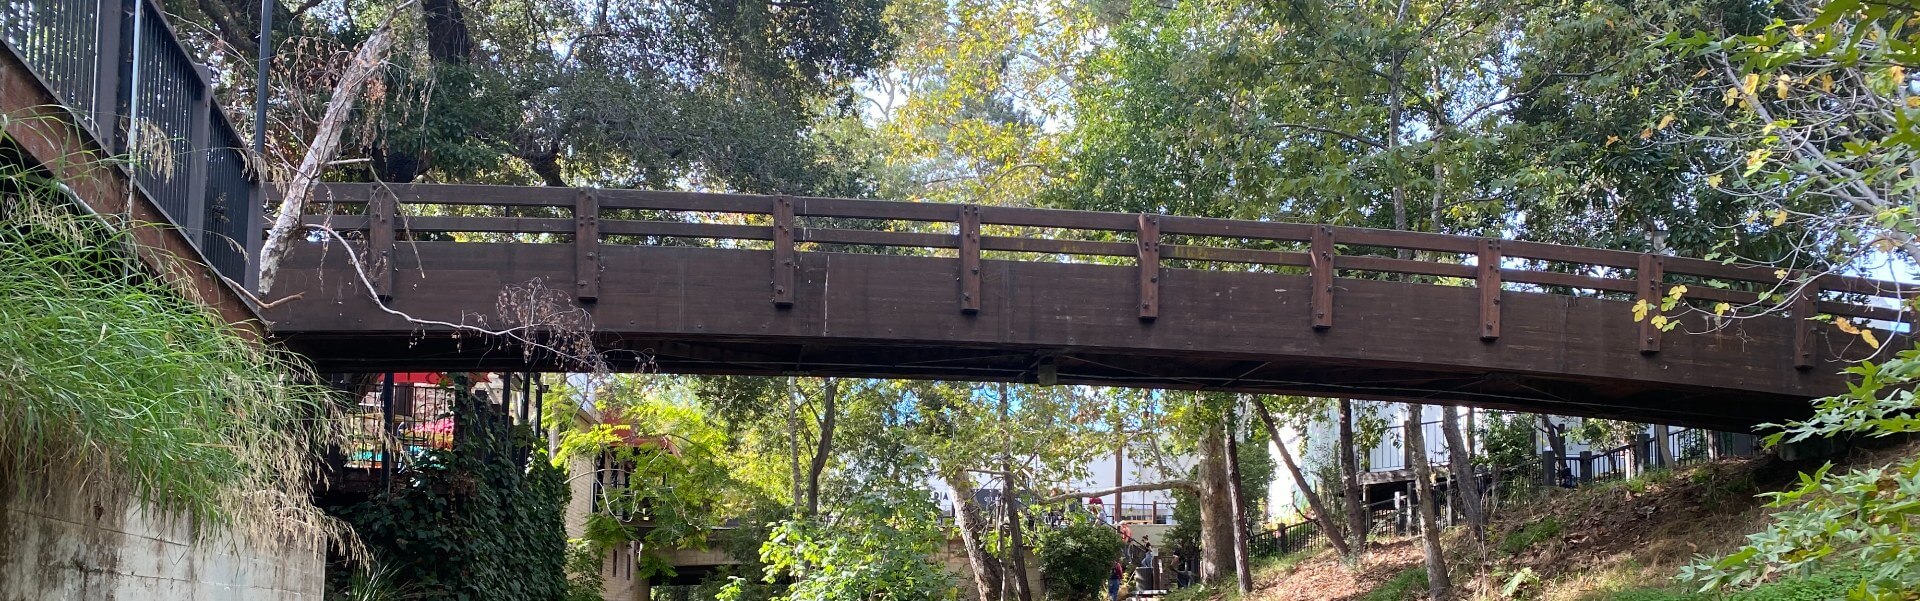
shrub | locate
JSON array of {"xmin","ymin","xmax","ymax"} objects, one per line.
[
  {"xmin": 1034, "ymin": 512, "xmax": 1126, "ymax": 601},
  {"xmin": 1499, "ymin": 518, "xmax": 1564, "ymax": 555}
]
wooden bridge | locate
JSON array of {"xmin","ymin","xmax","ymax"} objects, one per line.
[
  {"xmin": 2, "ymin": 0, "xmax": 1910, "ymax": 432},
  {"xmin": 262, "ymin": 183, "xmax": 1910, "ymax": 430}
]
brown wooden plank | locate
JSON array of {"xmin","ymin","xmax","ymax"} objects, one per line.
[
  {"xmin": 1161, "ymin": 246, "xmax": 1311, "ymax": 267},
  {"xmin": 576, "ymin": 190, "xmax": 600, "ymax": 303},
  {"xmin": 1139, "ymin": 214, "xmax": 1161, "ymax": 321},
  {"xmin": 602, "ymin": 221, "xmax": 774, "ymax": 240},
  {"xmin": 1311, "ymin": 225, "xmax": 1333, "ymax": 330},
  {"xmin": 773, "ymin": 196, "xmax": 795, "ymax": 307},
  {"xmin": 1680, "ymin": 286, "xmax": 1764, "ymax": 305},
  {"xmin": 312, "ymin": 183, "xmax": 576, "ymax": 207},
  {"xmin": 1793, "ymin": 283, "xmax": 1817, "ymax": 369},
  {"xmin": 978, "ymin": 206, "xmax": 1140, "ymax": 231},
  {"xmin": 960, "ymin": 205, "xmax": 982, "ymax": 314},
  {"xmin": 1661, "ymin": 256, "xmax": 1788, "ymax": 285},
  {"xmin": 390, "ymin": 216, "xmax": 573, "ymax": 234},
  {"xmin": 1157, "ymin": 216, "xmax": 1313, "ymax": 242},
  {"xmin": 368, "ymin": 189, "xmax": 395, "ymax": 301},
  {"xmin": 1818, "ymin": 272, "xmax": 1920, "ymax": 298},
  {"xmin": 1478, "ymin": 239, "xmax": 1501, "ymax": 341},
  {"xmin": 979, "ymin": 237, "xmax": 1137, "ymax": 257},
  {"xmin": 1638, "ymin": 254, "xmax": 1665, "ymax": 354},
  {"xmin": 1502, "ymin": 240, "xmax": 1641, "ymax": 269},
  {"xmin": 1333, "ymin": 227, "xmax": 1479, "ymax": 254},
  {"xmin": 1816, "ymin": 300, "xmax": 1904, "ymax": 322},
  {"xmin": 1333, "ymin": 255, "xmax": 1477, "ymax": 279},
  {"xmin": 1501, "ymin": 269, "xmax": 1638, "ymax": 293}
]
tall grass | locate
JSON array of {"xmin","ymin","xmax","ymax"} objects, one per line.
[{"xmin": 0, "ymin": 153, "xmax": 353, "ymax": 551}]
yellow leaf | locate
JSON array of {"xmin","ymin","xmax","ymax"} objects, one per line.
[
  {"xmin": 1706, "ymin": 174, "xmax": 1724, "ymax": 186},
  {"xmin": 1714, "ymin": 302, "xmax": 1730, "ymax": 316},
  {"xmin": 1775, "ymin": 75, "xmax": 1791, "ymax": 99},
  {"xmin": 1908, "ymin": 97, "xmax": 1919, "ymax": 109},
  {"xmin": 1820, "ymin": 73, "xmax": 1834, "ymax": 92},
  {"xmin": 1892, "ymin": 65, "xmax": 1907, "ymax": 83},
  {"xmin": 1630, "ymin": 86, "xmax": 1642, "ymax": 99},
  {"xmin": 1862, "ymin": 330, "xmax": 1881, "ymax": 349},
  {"xmin": 1694, "ymin": 67, "xmax": 1710, "ymax": 79},
  {"xmin": 1746, "ymin": 211, "xmax": 1761, "ymax": 224},
  {"xmin": 1651, "ymin": 314, "xmax": 1670, "ymax": 330},
  {"xmin": 1633, "ymin": 299, "xmax": 1650, "ymax": 321},
  {"xmin": 1741, "ymin": 73, "xmax": 1760, "ymax": 95},
  {"xmin": 1772, "ymin": 209, "xmax": 1788, "ymax": 227},
  {"xmin": 1605, "ymin": 135, "xmax": 1620, "ymax": 147},
  {"xmin": 1667, "ymin": 284, "xmax": 1689, "ymax": 298},
  {"xmin": 1640, "ymin": 127, "xmax": 1654, "ymax": 140},
  {"xmin": 1774, "ymin": 269, "xmax": 1789, "ymax": 280},
  {"xmin": 1658, "ymin": 114, "xmax": 1675, "ymax": 130},
  {"xmin": 1835, "ymin": 319, "xmax": 1859, "ymax": 335}
]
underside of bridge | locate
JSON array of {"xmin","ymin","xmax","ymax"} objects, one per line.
[{"xmin": 268, "ymin": 235, "xmax": 1896, "ymax": 432}]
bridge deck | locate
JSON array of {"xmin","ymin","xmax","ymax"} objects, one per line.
[{"xmin": 266, "ymin": 184, "xmax": 1911, "ymax": 430}]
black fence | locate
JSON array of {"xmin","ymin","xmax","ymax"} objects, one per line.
[
  {"xmin": 1250, "ymin": 519, "xmax": 1325, "ymax": 557},
  {"xmin": 1541, "ymin": 428, "xmax": 1761, "ymax": 487},
  {"xmin": 1, "ymin": 0, "xmax": 261, "ymax": 284}
]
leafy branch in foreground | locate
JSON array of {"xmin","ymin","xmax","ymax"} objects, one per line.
[{"xmin": 0, "ymin": 160, "xmax": 352, "ymax": 550}]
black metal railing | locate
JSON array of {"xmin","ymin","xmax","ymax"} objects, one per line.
[{"xmin": 1, "ymin": 0, "xmax": 261, "ymax": 285}]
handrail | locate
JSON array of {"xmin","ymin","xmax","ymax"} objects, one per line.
[{"xmin": 2, "ymin": 0, "xmax": 263, "ymax": 286}]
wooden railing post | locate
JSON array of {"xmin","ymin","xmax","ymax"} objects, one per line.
[
  {"xmin": 1793, "ymin": 275, "xmax": 1817, "ymax": 370},
  {"xmin": 1637, "ymin": 254, "xmax": 1665, "ymax": 354},
  {"xmin": 1311, "ymin": 225, "xmax": 1334, "ymax": 330},
  {"xmin": 366, "ymin": 189, "xmax": 395, "ymax": 301},
  {"xmin": 960, "ymin": 204, "xmax": 981, "ymax": 314},
  {"xmin": 575, "ymin": 189, "xmax": 600, "ymax": 303},
  {"xmin": 1138, "ymin": 214, "xmax": 1160, "ymax": 321},
  {"xmin": 772, "ymin": 195, "xmax": 795, "ymax": 307},
  {"xmin": 1478, "ymin": 239, "xmax": 1502, "ymax": 340}
]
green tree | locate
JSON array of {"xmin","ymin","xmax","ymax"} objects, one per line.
[
  {"xmin": 1033, "ymin": 512, "xmax": 1126, "ymax": 601},
  {"xmin": 720, "ymin": 488, "xmax": 957, "ymax": 601}
]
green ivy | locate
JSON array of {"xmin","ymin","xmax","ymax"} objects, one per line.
[{"xmin": 325, "ymin": 375, "xmax": 572, "ymax": 601}]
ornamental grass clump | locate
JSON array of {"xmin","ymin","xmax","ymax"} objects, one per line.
[{"xmin": 0, "ymin": 160, "xmax": 352, "ymax": 551}]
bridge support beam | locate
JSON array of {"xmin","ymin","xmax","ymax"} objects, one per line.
[
  {"xmin": 1138, "ymin": 214, "xmax": 1160, "ymax": 321},
  {"xmin": 1310, "ymin": 225, "xmax": 1333, "ymax": 330},
  {"xmin": 1637, "ymin": 254, "xmax": 1664, "ymax": 354},
  {"xmin": 1478, "ymin": 239, "xmax": 1502, "ymax": 341},
  {"xmin": 961, "ymin": 204, "xmax": 981, "ymax": 314},
  {"xmin": 576, "ymin": 190, "xmax": 600, "ymax": 303}
]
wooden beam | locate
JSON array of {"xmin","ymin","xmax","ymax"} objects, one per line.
[
  {"xmin": 1793, "ymin": 279, "xmax": 1817, "ymax": 370},
  {"xmin": 1311, "ymin": 225, "xmax": 1334, "ymax": 330},
  {"xmin": 1637, "ymin": 254, "xmax": 1665, "ymax": 354},
  {"xmin": 772, "ymin": 195, "xmax": 795, "ymax": 307},
  {"xmin": 367, "ymin": 189, "xmax": 395, "ymax": 301},
  {"xmin": 575, "ymin": 189, "xmax": 600, "ymax": 303},
  {"xmin": 1478, "ymin": 239, "xmax": 1501, "ymax": 341},
  {"xmin": 1138, "ymin": 214, "xmax": 1161, "ymax": 321},
  {"xmin": 960, "ymin": 204, "xmax": 982, "ymax": 314}
]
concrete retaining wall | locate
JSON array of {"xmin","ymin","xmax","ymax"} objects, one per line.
[{"xmin": 0, "ymin": 488, "xmax": 325, "ymax": 601}]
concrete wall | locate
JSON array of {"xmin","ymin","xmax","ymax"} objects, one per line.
[{"xmin": 0, "ymin": 488, "xmax": 324, "ymax": 601}]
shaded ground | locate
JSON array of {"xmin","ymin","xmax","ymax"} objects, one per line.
[{"xmin": 1220, "ymin": 438, "xmax": 1920, "ymax": 600}]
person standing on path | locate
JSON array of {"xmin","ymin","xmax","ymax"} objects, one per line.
[
  {"xmin": 1109, "ymin": 559, "xmax": 1124, "ymax": 601},
  {"xmin": 1138, "ymin": 543, "xmax": 1158, "ymax": 591}
]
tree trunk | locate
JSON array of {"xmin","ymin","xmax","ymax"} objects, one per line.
[
  {"xmin": 256, "ymin": 22, "xmax": 395, "ymax": 294},
  {"xmin": 1540, "ymin": 416, "xmax": 1568, "ymax": 484},
  {"xmin": 999, "ymin": 384, "xmax": 1033, "ymax": 601},
  {"xmin": 1251, "ymin": 400, "xmax": 1351, "ymax": 557},
  {"xmin": 1440, "ymin": 407, "xmax": 1485, "ymax": 543},
  {"xmin": 1222, "ymin": 405, "xmax": 1253, "ymax": 594},
  {"xmin": 1339, "ymin": 399, "xmax": 1366, "ymax": 551},
  {"xmin": 947, "ymin": 468, "xmax": 1003, "ymax": 601},
  {"xmin": 804, "ymin": 378, "xmax": 839, "ymax": 516},
  {"xmin": 1404, "ymin": 405, "xmax": 1453, "ymax": 600},
  {"xmin": 1195, "ymin": 420, "xmax": 1236, "ymax": 584},
  {"xmin": 788, "ymin": 378, "xmax": 802, "ymax": 512}
]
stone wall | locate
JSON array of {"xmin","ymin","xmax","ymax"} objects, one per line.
[{"xmin": 0, "ymin": 488, "xmax": 324, "ymax": 601}]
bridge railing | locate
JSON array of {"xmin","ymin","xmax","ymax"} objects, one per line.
[
  {"xmin": 2, "ymin": 0, "xmax": 262, "ymax": 284},
  {"xmin": 297, "ymin": 183, "xmax": 1910, "ymax": 362}
]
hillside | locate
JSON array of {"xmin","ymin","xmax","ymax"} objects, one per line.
[{"xmin": 1198, "ymin": 439, "xmax": 1920, "ymax": 601}]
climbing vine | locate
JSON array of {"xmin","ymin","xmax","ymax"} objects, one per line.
[{"xmin": 325, "ymin": 374, "xmax": 573, "ymax": 601}]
